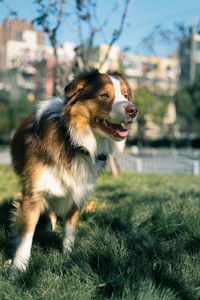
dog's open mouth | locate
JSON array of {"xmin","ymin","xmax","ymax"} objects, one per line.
[{"xmin": 95, "ymin": 117, "xmax": 128, "ymax": 139}]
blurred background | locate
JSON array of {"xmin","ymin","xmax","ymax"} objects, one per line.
[{"xmin": 0, "ymin": 0, "xmax": 200, "ymax": 174}]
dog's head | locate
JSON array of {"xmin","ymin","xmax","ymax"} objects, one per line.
[{"xmin": 63, "ymin": 69, "xmax": 138, "ymax": 142}]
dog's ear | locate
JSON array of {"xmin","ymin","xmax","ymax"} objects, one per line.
[
  {"xmin": 64, "ymin": 69, "xmax": 102, "ymax": 101},
  {"xmin": 64, "ymin": 79, "xmax": 86, "ymax": 100}
]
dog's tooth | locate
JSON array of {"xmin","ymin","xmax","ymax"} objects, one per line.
[
  {"xmin": 102, "ymin": 120, "xmax": 108, "ymax": 127},
  {"xmin": 121, "ymin": 122, "xmax": 126, "ymax": 129},
  {"xmin": 106, "ymin": 120, "xmax": 111, "ymax": 127}
]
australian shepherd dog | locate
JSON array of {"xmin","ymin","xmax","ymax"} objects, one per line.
[{"xmin": 10, "ymin": 69, "xmax": 138, "ymax": 272}]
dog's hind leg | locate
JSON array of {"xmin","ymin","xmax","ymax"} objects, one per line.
[
  {"xmin": 49, "ymin": 211, "xmax": 57, "ymax": 231},
  {"xmin": 63, "ymin": 203, "xmax": 80, "ymax": 253},
  {"xmin": 11, "ymin": 195, "xmax": 41, "ymax": 272},
  {"xmin": 43, "ymin": 211, "xmax": 57, "ymax": 233}
]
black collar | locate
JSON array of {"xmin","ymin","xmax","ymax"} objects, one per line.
[
  {"xmin": 97, "ymin": 153, "xmax": 108, "ymax": 161},
  {"xmin": 76, "ymin": 147, "xmax": 107, "ymax": 161}
]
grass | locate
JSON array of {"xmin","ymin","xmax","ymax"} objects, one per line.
[{"xmin": 0, "ymin": 164, "xmax": 200, "ymax": 299}]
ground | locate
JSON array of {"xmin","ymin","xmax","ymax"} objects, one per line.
[{"xmin": 0, "ymin": 164, "xmax": 200, "ymax": 300}]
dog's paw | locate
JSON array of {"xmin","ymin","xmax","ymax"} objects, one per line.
[
  {"xmin": 62, "ymin": 237, "xmax": 75, "ymax": 253},
  {"xmin": 63, "ymin": 238, "xmax": 74, "ymax": 253},
  {"xmin": 85, "ymin": 201, "xmax": 96, "ymax": 213},
  {"xmin": 9, "ymin": 258, "xmax": 28, "ymax": 274}
]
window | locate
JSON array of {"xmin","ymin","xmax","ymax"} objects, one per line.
[{"xmin": 15, "ymin": 32, "xmax": 22, "ymax": 41}]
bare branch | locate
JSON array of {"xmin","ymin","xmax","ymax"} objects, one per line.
[
  {"xmin": 77, "ymin": 12, "xmax": 84, "ymax": 46},
  {"xmin": 99, "ymin": 0, "xmax": 133, "ymax": 69},
  {"xmin": 100, "ymin": 0, "xmax": 121, "ymax": 32},
  {"xmin": 32, "ymin": 0, "xmax": 66, "ymax": 95},
  {"xmin": 53, "ymin": 0, "xmax": 65, "ymax": 33},
  {"xmin": 2, "ymin": 0, "xmax": 133, "ymax": 95},
  {"xmin": 1, "ymin": 0, "xmax": 18, "ymax": 17}
]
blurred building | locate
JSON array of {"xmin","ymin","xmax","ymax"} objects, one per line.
[
  {"xmin": 0, "ymin": 18, "xmax": 46, "ymax": 97},
  {"xmin": 178, "ymin": 32, "xmax": 200, "ymax": 84},
  {"xmin": 120, "ymin": 52, "xmax": 179, "ymax": 139},
  {"xmin": 44, "ymin": 42, "xmax": 76, "ymax": 96},
  {"xmin": 0, "ymin": 19, "xmax": 76, "ymax": 97},
  {"xmin": 88, "ymin": 44, "xmax": 120, "ymax": 72},
  {"xmin": 0, "ymin": 18, "xmax": 45, "ymax": 70},
  {"xmin": 120, "ymin": 52, "xmax": 179, "ymax": 96}
]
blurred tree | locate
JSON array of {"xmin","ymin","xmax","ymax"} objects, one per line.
[
  {"xmin": 142, "ymin": 22, "xmax": 196, "ymax": 54},
  {"xmin": 61, "ymin": 0, "xmax": 132, "ymax": 90},
  {"xmin": 135, "ymin": 88, "xmax": 169, "ymax": 124},
  {"xmin": 0, "ymin": 93, "xmax": 11, "ymax": 135},
  {"xmin": 0, "ymin": 93, "xmax": 35, "ymax": 136},
  {"xmin": 174, "ymin": 72, "xmax": 200, "ymax": 134},
  {"xmin": 8, "ymin": 95, "xmax": 35, "ymax": 130},
  {"xmin": 141, "ymin": 21, "xmax": 200, "ymax": 85},
  {"xmin": 33, "ymin": 0, "xmax": 66, "ymax": 96},
  {"xmin": 2, "ymin": 0, "xmax": 132, "ymax": 95},
  {"xmin": 135, "ymin": 88, "xmax": 169, "ymax": 142}
]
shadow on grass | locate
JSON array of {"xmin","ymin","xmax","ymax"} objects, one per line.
[
  {"xmin": 79, "ymin": 217, "xmax": 198, "ymax": 299},
  {"xmin": 79, "ymin": 190, "xmax": 199, "ymax": 299},
  {"xmin": 0, "ymin": 198, "xmax": 63, "ymax": 260},
  {"xmin": 0, "ymin": 198, "xmax": 13, "ymax": 231}
]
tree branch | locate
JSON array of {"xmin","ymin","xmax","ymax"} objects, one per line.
[{"xmin": 99, "ymin": 0, "xmax": 133, "ymax": 69}]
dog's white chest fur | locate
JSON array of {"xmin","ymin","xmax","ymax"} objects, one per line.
[{"xmin": 36, "ymin": 154, "xmax": 105, "ymax": 215}]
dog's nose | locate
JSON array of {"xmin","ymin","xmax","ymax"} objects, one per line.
[{"xmin": 125, "ymin": 104, "xmax": 138, "ymax": 118}]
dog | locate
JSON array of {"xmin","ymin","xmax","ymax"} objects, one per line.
[{"xmin": 10, "ymin": 69, "xmax": 138, "ymax": 272}]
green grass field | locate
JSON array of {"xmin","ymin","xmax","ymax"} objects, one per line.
[{"xmin": 0, "ymin": 164, "xmax": 200, "ymax": 300}]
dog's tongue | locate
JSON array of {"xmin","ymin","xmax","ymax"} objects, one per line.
[
  {"xmin": 117, "ymin": 129, "xmax": 128, "ymax": 137},
  {"xmin": 107, "ymin": 121, "xmax": 128, "ymax": 138},
  {"xmin": 116, "ymin": 124, "xmax": 128, "ymax": 138}
]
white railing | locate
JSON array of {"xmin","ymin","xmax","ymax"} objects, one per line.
[
  {"xmin": 0, "ymin": 149, "xmax": 11, "ymax": 164},
  {"xmin": 115, "ymin": 154, "xmax": 200, "ymax": 176},
  {"xmin": 0, "ymin": 149, "xmax": 199, "ymax": 175}
]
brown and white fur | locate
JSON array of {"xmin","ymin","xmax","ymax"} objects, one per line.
[{"xmin": 10, "ymin": 69, "xmax": 138, "ymax": 272}]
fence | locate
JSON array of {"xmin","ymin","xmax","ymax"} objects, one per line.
[
  {"xmin": 0, "ymin": 149, "xmax": 200, "ymax": 175},
  {"xmin": 115, "ymin": 154, "xmax": 200, "ymax": 175},
  {"xmin": 0, "ymin": 149, "xmax": 11, "ymax": 165}
]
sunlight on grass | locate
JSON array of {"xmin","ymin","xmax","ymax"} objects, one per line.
[
  {"xmin": 0, "ymin": 165, "xmax": 20, "ymax": 202},
  {"xmin": 0, "ymin": 166, "xmax": 200, "ymax": 299}
]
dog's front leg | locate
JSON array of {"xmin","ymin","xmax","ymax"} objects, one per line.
[
  {"xmin": 11, "ymin": 195, "xmax": 41, "ymax": 272},
  {"xmin": 63, "ymin": 203, "xmax": 80, "ymax": 253}
]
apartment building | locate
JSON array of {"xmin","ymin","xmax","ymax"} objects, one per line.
[
  {"xmin": 0, "ymin": 19, "xmax": 46, "ymax": 97},
  {"xmin": 120, "ymin": 52, "xmax": 179, "ymax": 96},
  {"xmin": 0, "ymin": 18, "xmax": 45, "ymax": 70},
  {"xmin": 179, "ymin": 32, "xmax": 200, "ymax": 83}
]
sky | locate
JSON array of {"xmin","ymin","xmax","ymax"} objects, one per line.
[{"xmin": 1, "ymin": 0, "xmax": 200, "ymax": 57}]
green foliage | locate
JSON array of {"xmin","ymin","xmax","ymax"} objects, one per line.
[
  {"xmin": 0, "ymin": 93, "xmax": 11, "ymax": 135},
  {"xmin": 8, "ymin": 95, "xmax": 35, "ymax": 130},
  {"xmin": 135, "ymin": 88, "xmax": 169, "ymax": 124},
  {"xmin": 0, "ymin": 166, "xmax": 200, "ymax": 299},
  {"xmin": 0, "ymin": 165, "xmax": 20, "ymax": 200},
  {"xmin": 142, "ymin": 21, "xmax": 200, "ymax": 55},
  {"xmin": 0, "ymin": 94, "xmax": 35, "ymax": 136},
  {"xmin": 174, "ymin": 72, "xmax": 200, "ymax": 126}
]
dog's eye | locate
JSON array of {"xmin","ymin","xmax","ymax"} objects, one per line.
[
  {"xmin": 124, "ymin": 94, "xmax": 128, "ymax": 99},
  {"xmin": 101, "ymin": 93, "xmax": 109, "ymax": 98}
]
